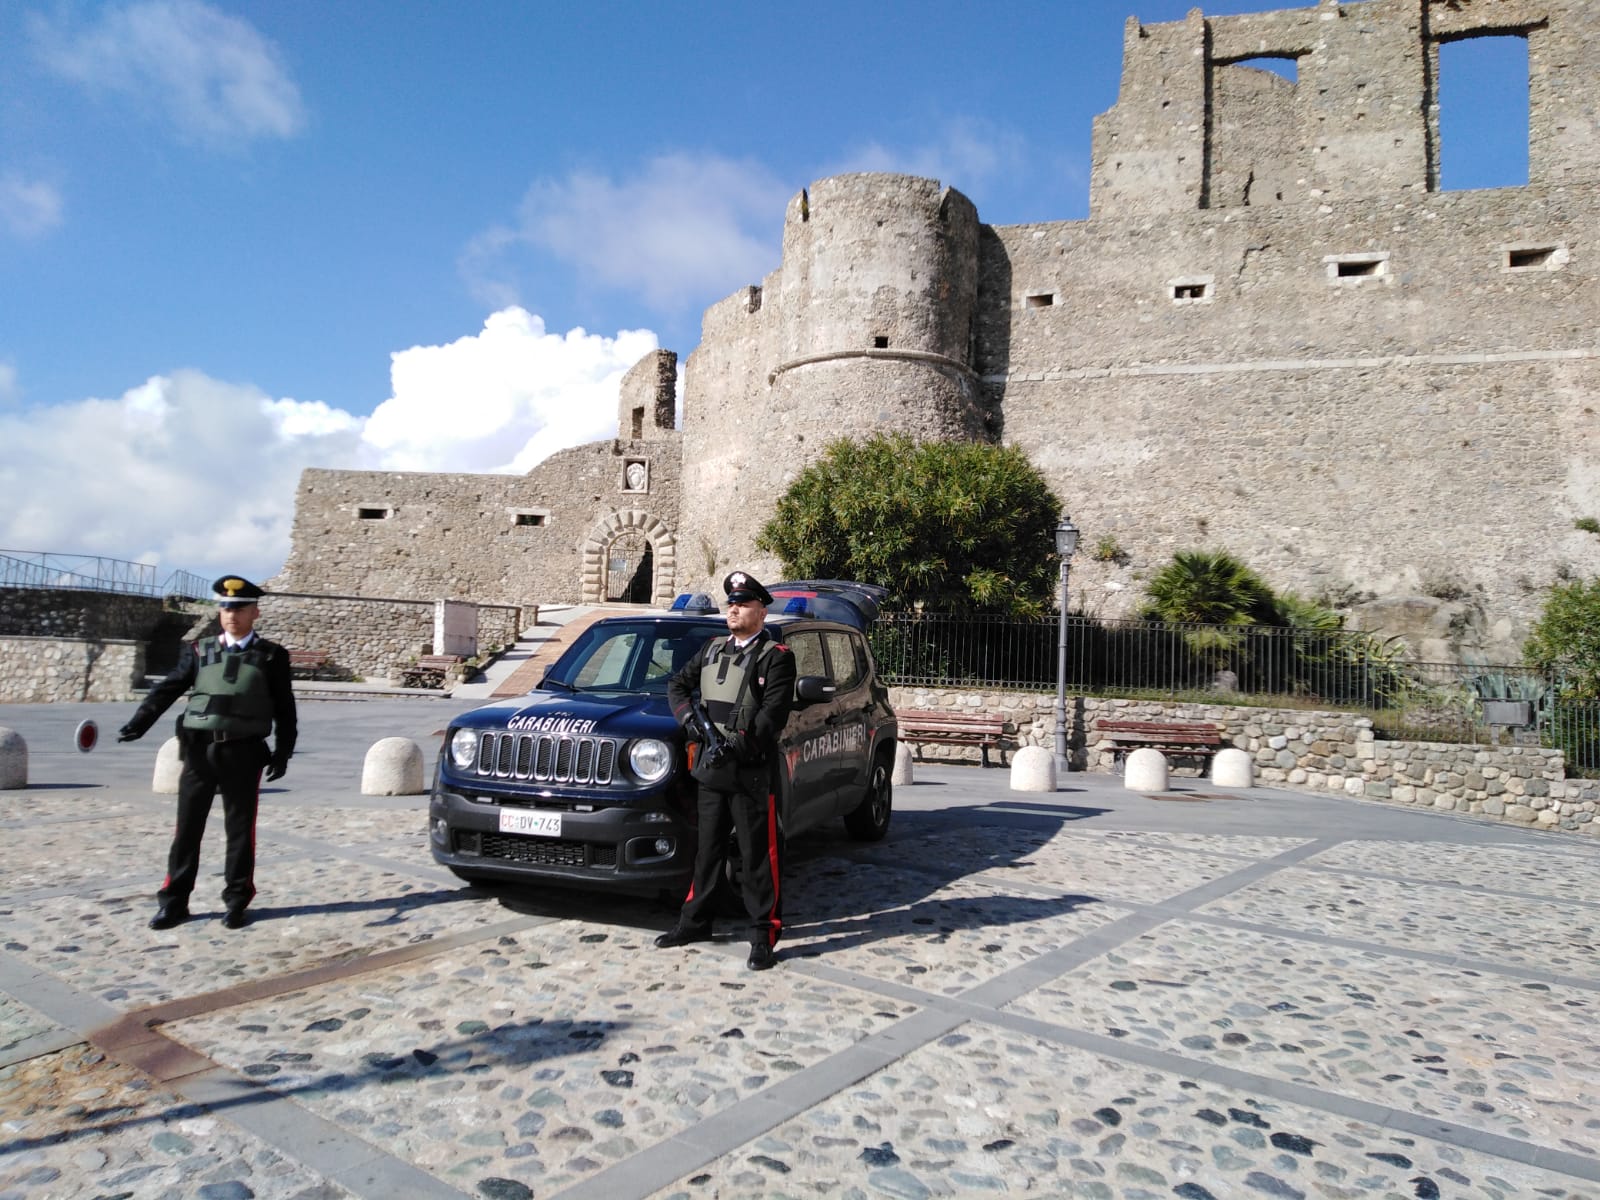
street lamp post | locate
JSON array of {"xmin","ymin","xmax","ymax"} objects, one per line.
[{"xmin": 1053, "ymin": 515, "xmax": 1080, "ymax": 774}]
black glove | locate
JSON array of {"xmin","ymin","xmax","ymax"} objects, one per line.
[
  {"xmin": 117, "ymin": 724, "xmax": 141, "ymax": 743},
  {"xmin": 265, "ymin": 752, "xmax": 289, "ymax": 782}
]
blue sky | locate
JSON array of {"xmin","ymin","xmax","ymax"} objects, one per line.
[{"xmin": 0, "ymin": 1, "xmax": 1529, "ymax": 584}]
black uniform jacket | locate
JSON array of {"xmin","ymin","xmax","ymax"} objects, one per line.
[
  {"xmin": 124, "ymin": 635, "xmax": 298, "ymax": 757},
  {"xmin": 667, "ymin": 630, "xmax": 797, "ymax": 760}
]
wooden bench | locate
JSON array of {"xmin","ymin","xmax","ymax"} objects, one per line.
[
  {"xmin": 1096, "ymin": 719, "xmax": 1225, "ymax": 767},
  {"xmin": 287, "ymin": 649, "xmax": 333, "ymax": 680},
  {"xmin": 897, "ymin": 709, "xmax": 1009, "ymax": 768},
  {"xmin": 400, "ymin": 654, "xmax": 465, "ymax": 690}
]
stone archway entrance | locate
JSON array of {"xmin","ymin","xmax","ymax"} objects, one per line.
[{"xmin": 581, "ymin": 510, "xmax": 677, "ymax": 606}]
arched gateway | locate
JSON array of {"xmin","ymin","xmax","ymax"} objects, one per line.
[{"xmin": 580, "ymin": 509, "xmax": 677, "ymax": 607}]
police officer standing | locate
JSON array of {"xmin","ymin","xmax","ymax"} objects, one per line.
[
  {"xmin": 118, "ymin": 576, "xmax": 297, "ymax": 931},
  {"xmin": 658, "ymin": 572, "xmax": 797, "ymax": 970}
]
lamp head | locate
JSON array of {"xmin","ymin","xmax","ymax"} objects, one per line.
[{"xmin": 1056, "ymin": 516, "xmax": 1080, "ymax": 558}]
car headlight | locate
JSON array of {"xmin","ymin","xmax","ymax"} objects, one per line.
[
  {"xmin": 450, "ymin": 728, "xmax": 480, "ymax": 769},
  {"xmin": 628, "ymin": 738, "xmax": 672, "ymax": 783}
]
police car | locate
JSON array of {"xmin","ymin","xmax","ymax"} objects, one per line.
[{"xmin": 428, "ymin": 581, "xmax": 897, "ymax": 893}]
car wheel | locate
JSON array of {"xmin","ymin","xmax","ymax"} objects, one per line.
[
  {"xmin": 449, "ymin": 866, "xmax": 496, "ymax": 887},
  {"xmin": 843, "ymin": 753, "xmax": 892, "ymax": 841}
]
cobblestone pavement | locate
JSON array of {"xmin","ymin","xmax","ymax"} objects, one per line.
[{"xmin": 1, "ymin": 700, "xmax": 1598, "ymax": 1199}]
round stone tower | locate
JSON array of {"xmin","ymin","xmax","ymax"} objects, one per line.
[
  {"xmin": 769, "ymin": 173, "xmax": 985, "ymax": 438},
  {"xmin": 677, "ymin": 173, "xmax": 987, "ymax": 591}
]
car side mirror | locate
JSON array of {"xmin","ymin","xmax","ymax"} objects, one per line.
[{"xmin": 794, "ymin": 675, "xmax": 836, "ymax": 706}]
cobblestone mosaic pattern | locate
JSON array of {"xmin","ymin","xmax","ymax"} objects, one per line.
[
  {"xmin": 0, "ymin": 855, "xmax": 504, "ymax": 1009},
  {"xmin": 1006, "ymin": 917, "xmax": 1600, "ymax": 1155},
  {"xmin": 783, "ymin": 855, "xmax": 1126, "ymax": 993},
  {"xmin": 1198, "ymin": 868, "xmax": 1600, "ymax": 972},
  {"xmin": 169, "ymin": 921, "xmax": 918, "ymax": 1196},
  {"xmin": 659, "ymin": 1028, "xmax": 1600, "ymax": 1200},
  {"xmin": 0, "ymin": 1044, "xmax": 352, "ymax": 1200},
  {"xmin": 1305, "ymin": 839, "xmax": 1600, "ymax": 899},
  {"xmin": 0, "ymin": 993, "xmax": 59, "ymax": 1058},
  {"xmin": 840, "ymin": 827, "xmax": 1304, "ymax": 903}
]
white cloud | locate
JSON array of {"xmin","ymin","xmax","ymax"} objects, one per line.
[
  {"xmin": 30, "ymin": 0, "xmax": 305, "ymax": 146},
  {"xmin": 0, "ymin": 363, "xmax": 17, "ymax": 404},
  {"xmin": 0, "ymin": 309, "xmax": 656, "ymax": 581},
  {"xmin": 0, "ymin": 174, "xmax": 64, "ymax": 238},
  {"xmin": 362, "ymin": 307, "xmax": 657, "ymax": 473},
  {"xmin": 832, "ymin": 117, "xmax": 1029, "ymax": 192},
  {"xmin": 462, "ymin": 152, "xmax": 790, "ymax": 313},
  {"xmin": 0, "ymin": 370, "xmax": 358, "ymax": 583}
]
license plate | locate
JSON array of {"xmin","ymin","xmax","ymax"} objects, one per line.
[{"xmin": 498, "ymin": 810, "xmax": 562, "ymax": 837}]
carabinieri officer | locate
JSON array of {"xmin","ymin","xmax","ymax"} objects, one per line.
[
  {"xmin": 658, "ymin": 571, "xmax": 797, "ymax": 970},
  {"xmin": 118, "ymin": 575, "xmax": 297, "ymax": 931}
]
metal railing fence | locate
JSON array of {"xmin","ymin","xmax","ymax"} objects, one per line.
[
  {"xmin": 1547, "ymin": 697, "xmax": 1600, "ymax": 777},
  {"xmin": 0, "ymin": 551, "xmax": 208, "ymax": 601},
  {"xmin": 868, "ymin": 610, "xmax": 1552, "ymax": 743}
]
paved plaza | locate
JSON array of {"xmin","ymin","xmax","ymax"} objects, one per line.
[{"xmin": 2, "ymin": 696, "xmax": 1598, "ymax": 1199}]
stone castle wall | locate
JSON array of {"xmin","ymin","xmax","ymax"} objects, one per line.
[
  {"xmin": 259, "ymin": 593, "xmax": 522, "ymax": 683},
  {"xmin": 277, "ymin": 0, "xmax": 1600, "ymax": 662}
]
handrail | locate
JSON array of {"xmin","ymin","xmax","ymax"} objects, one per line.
[{"xmin": 0, "ymin": 551, "xmax": 209, "ymax": 600}]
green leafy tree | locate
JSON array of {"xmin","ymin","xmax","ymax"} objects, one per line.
[
  {"xmin": 1525, "ymin": 578, "xmax": 1600, "ymax": 698},
  {"xmin": 756, "ymin": 434, "xmax": 1061, "ymax": 614}
]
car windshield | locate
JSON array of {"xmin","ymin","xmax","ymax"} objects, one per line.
[{"xmin": 541, "ymin": 620, "xmax": 719, "ymax": 695}]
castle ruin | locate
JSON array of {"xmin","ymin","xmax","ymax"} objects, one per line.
[{"xmin": 276, "ymin": 0, "xmax": 1600, "ymax": 661}]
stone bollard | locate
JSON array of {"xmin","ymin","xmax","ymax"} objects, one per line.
[
  {"xmin": 153, "ymin": 737, "xmax": 183, "ymax": 794},
  {"xmin": 363, "ymin": 737, "xmax": 426, "ymax": 796},
  {"xmin": 1211, "ymin": 747, "xmax": 1255, "ymax": 789},
  {"xmin": 0, "ymin": 728, "xmax": 27, "ymax": 789},
  {"xmin": 1009, "ymin": 745, "xmax": 1056, "ymax": 792},
  {"xmin": 1124, "ymin": 747, "xmax": 1169, "ymax": 792},
  {"xmin": 892, "ymin": 743, "xmax": 915, "ymax": 786}
]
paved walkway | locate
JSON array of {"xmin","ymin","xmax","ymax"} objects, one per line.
[{"xmin": 1, "ymin": 698, "xmax": 1598, "ymax": 1199}]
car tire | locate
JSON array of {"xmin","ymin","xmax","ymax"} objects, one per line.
[
  {"xmin": 843, "ymin": 752, "xmax": 892, "ymax": 841},
  {"xmin": 448, "ymin": 866, "xmax": 497, "ymax": 887}
]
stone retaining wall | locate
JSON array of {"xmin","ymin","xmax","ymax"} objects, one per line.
[
  {"xmin": 0, "ymin": 637, "xmax": 144, "ymax": 703},
  {"xmin": 890, "ymin": 687, "xmax": 1600, "ymax": 838},
  {"xmin": 0, "ymin": 588, "xmax": 165, "ymax": 640},
  {"xmin": 260, "ymin": 593, "xmax": 522, "ymax": 683}
]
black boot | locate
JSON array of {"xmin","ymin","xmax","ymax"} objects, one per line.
[
  {"xmin": 221, "ymin": 907, "xmax": 250, "ymax": 930},
  {"xmin": 746, "ymin": 942, "xmax": 777, "ymax": 971},
  {"xmin": 654, "ymin": 924, "xmax": 711, "ymax": 948},
  {"xmin": 148, "ymin": 903, "xmax": 190, "ymax": 930}
]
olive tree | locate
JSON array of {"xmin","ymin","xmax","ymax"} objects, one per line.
[{"xmin": 756, "ymin": 434, "xmax": 1062, "ymax": 614}]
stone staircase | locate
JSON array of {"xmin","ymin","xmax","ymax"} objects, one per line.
[{"xmin": 487, "ymin": 606, "xmax": 638, "ymax": 698}]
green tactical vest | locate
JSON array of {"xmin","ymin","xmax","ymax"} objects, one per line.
[
  {"xmin": 699, "ymin": 634, "xmax": 782, "ymax": 738},
  {"xmin": 182, "ymin": 637, "xmax": 275, "ymax": 738}
]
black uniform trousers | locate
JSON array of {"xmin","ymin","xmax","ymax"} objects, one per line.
[
  {"xmin": 677, "ymin": 763, "xmax": 783, "ymax": 948},
  {"xmin": 157, "ymin": 737, "xmax": 267, "ymax": 911}
]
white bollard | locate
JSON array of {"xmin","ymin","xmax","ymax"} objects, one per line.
[
  {"xmin": 1009, "ymin": 744, "xmax": 1056, "ymax": 792},
  {"xmin": 891, "ymin": 742, "xmax": 915, "ymax": 786},
  {"xmin": 362, "ymin": 737, "xmax": 426, "ymax": 796},
  {"xmin": 153, "ymin": 737, "xmax": 183, "ymax": 794},
  {"xmin": 1211, "ymin": 747, "xmax": 1255, "ymax": 788},
  {"xmin": 1124, "ymin": 747, "xmax": 1169, "ymax": 792},
  {"xmin": 0, "ymin": 728, "xmax": 27, "ymax": 789}
]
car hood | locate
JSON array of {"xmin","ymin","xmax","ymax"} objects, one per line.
[{"xmin": 451, "ymin": 689, "xmax": 677, "ymax": 736}]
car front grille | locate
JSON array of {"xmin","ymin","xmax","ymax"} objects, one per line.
[
  {"xmin": 474, "ymin": 732, "xmax": 620, "ymax": 785},
  {"xmin": 476, "ymin": 833, "xmax": 618, "ymax": 869}
]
